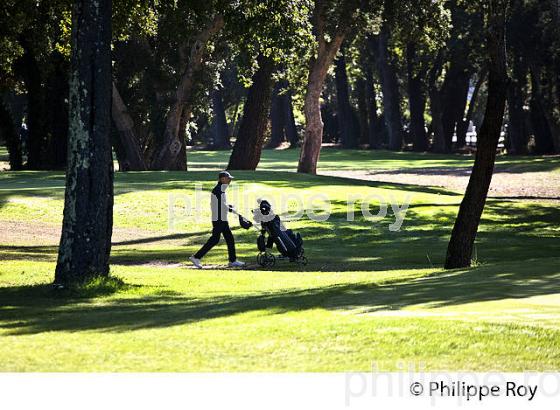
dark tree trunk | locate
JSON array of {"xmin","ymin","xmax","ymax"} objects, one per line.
[
  {"xmin": 457, "ymin": 68, "xmax": 487, "ymax": 148},
  {"xmin": 441, "ymin": 64, "xmax": 471, "ymax": 151},
  {"xmin": 506, "ymin": 56, "xmax": 528, "ymax": 154},
  {"xmin": 18, "ymin": 39, "xmax": 46, "ymax": 169},
  {"xmin": 267, "ymin": 81, "xmax": 285, "ymax": 149},
  {"xmin": 228, "ymin": 54, "xmax": 275, "ymax": 170},
  {"xmin": 210, "ymin": 87, "xmax": 230, "ymax": 149},
  {"xmin": 43, "ymin": 53, "xmax": 69, "ymax": 169},
  {"xmin": 406, "ymin": 43, "xmax": 428, "ymax": 152},
  {"xmin": 334, "ymin": 48, "xmax": 359, "ymax": 148},
  {"xmin": 150, "ymin": 14, "xmax": 224, "ymax": 170},
  {"xmin": 111, "ymin": 82, "xmax": 147, "ymax": 170},
  {"xmin": 55, "ymin": 0, "xmax": 114, "ymax": 285},
  {"xmin": 0, "ymin": 100, "xmax": 23, "ymax": 170},
  {"xmin": 363, "ymin": 45, "xmax": 382, "ymax": 149},
  {"xmin": 428, "ymin": 52, "xmax": 446, "ymax": 152},
  {"xmin": 377, "ymin": 27, "xmax": 403, "ymax": 151},
  {"xmin": 445, "ymin": 0, "xmax": 508, "ymax": 269},
  {"xmin": 283, "ymin": 87, "xmax": 299, "ymax": 147},
  {"xmin": 355, "ymin": 77, "xmax": 369, "ymax": 146},
  {"xmin": 529, "ymin": 65, "xmax": 555, "ymax": 154}
]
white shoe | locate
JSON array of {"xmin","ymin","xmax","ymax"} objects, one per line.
[
  {"xmin": 189, "ymin": 256, "xmax": 203, "ymax": 269},
  {"xmin": 228, "ymin": 260, "xmax": 245, "ymax": 268}
]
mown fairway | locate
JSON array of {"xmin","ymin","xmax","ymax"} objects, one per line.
[{"xmin": 1, "ymin": 149, "xmax": 559, "ymax": 371}]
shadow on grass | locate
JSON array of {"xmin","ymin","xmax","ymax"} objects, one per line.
[{"xmin": 0, "ymin": 259, "xmax": 559, "ymax": 335}]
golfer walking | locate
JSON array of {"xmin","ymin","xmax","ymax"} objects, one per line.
[{"xmin": 190, "ymin": 171, "xmax": 245, "ymax": 268}]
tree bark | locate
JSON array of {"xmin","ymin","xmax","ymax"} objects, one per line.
[
  {"xmin": 227, "ymin": 54, "xmax": 275, "ymax": 170},
  {"xmin": 111, "ymin": 82, "xmax": 147, "ymax": 170},
  {"xmin": 55, "ymin": 0, "xmax": 114, "ymax": 285},
  {"xmin": 298, "ymin": 0, "xmax": 359, "ymax": 174},
  {"xmin": 150, "ymin": 14, "xmax": 224, "ymax": 170},
  {"xmin": 406, "ymin": 43, "xmax": 428, "ymax": 152},
  {"xmin": 445, "ymin": 0, "xmax": 508, "ymax": 269},
  {"xmin": 441, "ymin": 63, "xmax": 471, "ymax": 151},
  {"xmin": 210, "ymin": 87, "xmax": 230, "ymax": 149},
  {"xmin": 334, "ymin": 48, "xmax": 359, "ymax": 148}
]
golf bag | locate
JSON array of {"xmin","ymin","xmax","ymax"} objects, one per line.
[
  {"xmin": 254, "ymin": 200, "xmax": 305, "ymax": 266},
  {"xmin": 258, "ymin": 215, "xmax": 303, "ymax": 259}
]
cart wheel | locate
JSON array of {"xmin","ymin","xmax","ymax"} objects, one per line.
[
  {"xmin": 299, "ymin": 256, "xmax": 308, "ymax": 266},
  {"xmin": 265, "ymin": 253, "xmax": 276, "ymax": 267},
  {"xmin": 257, "ymin": 252, "xmax": 275, "ymax": 268}
]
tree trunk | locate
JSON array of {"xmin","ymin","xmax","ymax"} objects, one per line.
[
  {"xmin": 55, "ymin": 0, "xmax": 114, "ymax": 285},
  {"xmin": 506, "ymin": 56, "xmax": 528, "ymax": 154},
  {"xmin": 0, "ymin": 100, "xmax": 23, "ymax": 170},
  {"xmin": 529, "ymin": 64, "xmax": 555, "ymax": 154},
  {"xmin": 441, "ymin": 64, "xmax": 471, "ymax": 151},
  {"xmin": 363, "ymin": 47, "xmax": 382, "ymax": 149},
  {"xmin": 406, "ymin": 43, "xmax": 428, "ymax": 152},
  {"xmin": 355, "ymin": 77, "xmax": 369, "ymax": 146},
  {"xmin": 227, "ymin": 54, "xmax": 275, "ymax": 170},
  {"xmin": 297, "ymin": 0, "xmax": 359, "ymax": 174},
  {"xmin": 457, "ymin": 68, "xmax": 487, "ymax": 148},
  {"xmin": 267, "ymin": 82, "xmax": 285, "ymax": 148},
  {"xmin": 284, "ymin": 87, "xmax": 299, "ymax": 147},
  {"xmin": 428, "ymin": 52, "xmax": 446, "ymax": 152},
  {"xmin": 111, "ymin": 82, "xmax": 147, "ymax": 170},
  {"xmin": 150, "ymin": 14, "xmax": 224, "ymax": 170},
  {"xmin": 44, "ymin": 53, "xmax": 69, "ymax": 169},
  {"xmin": 445, "ymin": 0, "xmax": 508, "ymax": 269},
  {"xmin": 210, "ymin": 86, "xmax": 230, "ymax": 149},
  {"xmin": 334, "ymin": 48, "xmax": 359, "ymax": 148},
  {"xmin": 18, "ymin": 39, "xmax": 46, "ymax": 169},
  {"xmin": 377, "ymin": 27, "xmax": 403, "ymax": 151}
]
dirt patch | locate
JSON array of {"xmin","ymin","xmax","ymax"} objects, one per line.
[{"xmin": 320, "ymin": 168, "xmax": 560, "ymax": 201}]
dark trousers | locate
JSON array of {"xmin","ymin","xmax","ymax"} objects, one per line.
[{"xmin": 194, "ymin": 221, "xmax": 236, "ymax": 262}]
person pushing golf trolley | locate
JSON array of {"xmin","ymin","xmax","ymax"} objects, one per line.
[{"xmin": 189, "ymin": 171, "xmax": 248, "ymax": 269}]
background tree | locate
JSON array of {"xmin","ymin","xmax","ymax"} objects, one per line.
[{"xmin": 297, "ymin": 0, "xmax": 360, "ymax": 174}]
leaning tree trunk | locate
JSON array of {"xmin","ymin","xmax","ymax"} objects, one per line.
[
  {"xmin": 55, "ymin": 0, "xmax": 113, "ymax": 285},
  {"xmin": 150, "ymin": 14, "xmax": 224, "ymax": 170},
  {"xmin": 297, "ymin": 0, "xmax": 359, "ymax": 174},
  {"xmin": 445, "ymin": 0, "xmax": 508, "ymax": 269},
  {"xmin": 228, "ymin": 54, "xmax": 275, "ymax": 170},
  {"xmin": 210, "ymin": 86, "xmax": 230, "ymax": 149},
  {"xmin": 406, "ymin": 42, "xmax": 428, "ymax": 152},
  {"xmin": 111, "ymin": 82, "xmax": 147, "ymax": 170},
  {"xmin": 377, "ymin": 26, "xmax": 403, "ymax": 151}
]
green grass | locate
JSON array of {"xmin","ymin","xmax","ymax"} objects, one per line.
[
  {"xmin": 0, "ymin": 151, "xmax": 559, "ymax": 371},
  {"xmin": 189, "ymin": 147, "xmax": 560, "ymax": 173}
]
